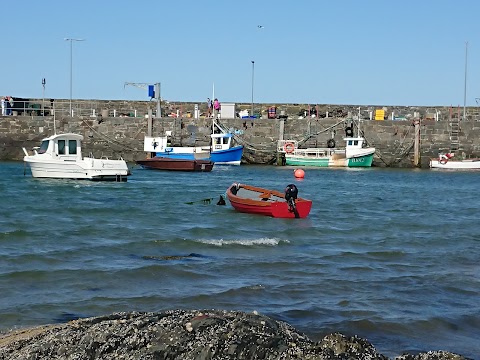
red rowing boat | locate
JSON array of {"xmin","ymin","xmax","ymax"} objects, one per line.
[{"xmin": 226, "ymin": 183, "xmax": 312, "ymax": 218}]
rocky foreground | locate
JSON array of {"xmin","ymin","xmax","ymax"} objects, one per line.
[{"xmin": 0, "ymin": 310, "xmax": 470, "ymax": 360}]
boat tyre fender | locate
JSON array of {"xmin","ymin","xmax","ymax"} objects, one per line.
[
  {"xmin": 345, "ymin": 126, "xmax": 353, "ymax": 137},
  {"xmin": 327, "ymin": 139, "xmax": 336, "ymax": 148},
  {"xmin": 284, "ymin": 142, "xmax": 295, "ymax": 154}
]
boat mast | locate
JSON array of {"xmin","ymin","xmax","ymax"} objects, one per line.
[
  {"xmin": 357, "ymin": 107, "xmax": 361, "ymax": 137},
  {"xmin": 212, "ymin": 83, "xmax": 215, "ymax": 133}
]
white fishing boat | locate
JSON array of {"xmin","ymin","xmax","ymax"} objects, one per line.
[
  {"xmin": 23, "ymin": 133, "xmax": 130, "ymax": 181},
  {"xmin": 430, "ymin": 153, "xmax": 480, "ymax": 170},
  {"xmin": 430, "ymin": 44, "xmax": 480, "ymax": 170}
]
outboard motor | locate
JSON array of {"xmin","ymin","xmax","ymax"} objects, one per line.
[
  {"xmin": 285, "ymin": 184, "xmax": 298, "ymax": 202},
  {"xmin": 285, "ymin": 184, "xmax": 300, "ymax": 218}
]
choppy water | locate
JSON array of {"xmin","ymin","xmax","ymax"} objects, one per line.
[{"xmin": 0, "ymin": 161, "xmax": 479, "ymax": 358}]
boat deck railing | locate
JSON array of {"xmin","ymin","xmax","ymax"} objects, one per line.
[{"xmin": 5, "ymin": 100, "xmax": 159, "ymax": 119}]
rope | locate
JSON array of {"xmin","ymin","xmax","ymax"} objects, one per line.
[{"xmin": 81, "ymin": 118, "xmax": 144, "ymax": 153}]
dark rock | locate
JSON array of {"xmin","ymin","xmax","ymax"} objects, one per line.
[{"xmin": 0, "ymin": 310, "xmax": 471, "ymax": 360}]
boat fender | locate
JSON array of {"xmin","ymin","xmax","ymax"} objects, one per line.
[
  {"xmin": 439, "ymin": 153, "xmax": 451, "ymax": 164},
  {"xmin": 327, "ymin": 139, "xmax": 336, "ymax": 148},
  {"xmin": 284, "ymin": 142, "xmax": 295, "ymax": 154},
  {"xmin": 345, "ymin": 126, "xmax": 353, "ymax": 137}
]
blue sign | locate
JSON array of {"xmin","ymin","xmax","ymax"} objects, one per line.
[{"xmin": 148, "ymin": 85, "xmax": 155, "ymax": 98}]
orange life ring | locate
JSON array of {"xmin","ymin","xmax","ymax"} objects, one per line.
[
  {"xmin": 439, "ymin": 158, "xmax": 448, "ymax": 165},
  {"xmin": 284, "ymin": 142, "xmax": 295, "ymax": 154}
]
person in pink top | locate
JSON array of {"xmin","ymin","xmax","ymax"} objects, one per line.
[{"xmin": 213, "ymin": 98, "xmax": 221, "ymax": 118}]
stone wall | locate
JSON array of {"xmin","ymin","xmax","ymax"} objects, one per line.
[
  {"xmin": 2, "ymin": 98, "xmax": 480, "ymax": 167},
  {"xmin": 3, "ymin": 111, "xmax": 480, "ymax": 168}
]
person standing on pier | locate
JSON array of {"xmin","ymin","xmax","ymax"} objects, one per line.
[
  {"xmin": 207, "ymin": 98, "xmax": 212, "ymax": 118},
  {"xmin": 213, "ymin": 98, "xmax": 221, "ymax": 119}
]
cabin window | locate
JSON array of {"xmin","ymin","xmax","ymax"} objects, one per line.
[
  {"xmin": 38, "ymin": 140, "xmax": 49, "ymax": 154},
  {"xmin": 223, "ymin": 137, "xmax": 229, "ymax": 145},
  {"xmin": 347, "ymin": 140, "xmax": 353, "ymax": 146},
  {"xmin": 354, "ymin": 140, "xmax": 359, "ymax": 146},
  {"xmin": 69, "ymin": 140, "xmax": 77, "ymax": 155},
  {"xmin": 58, "ymin": 140, "xmax": 66, "ymax": 155}
]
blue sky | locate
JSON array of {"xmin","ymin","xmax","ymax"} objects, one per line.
[{"xmin": 3, "ymin": 0, "xmax": 480, "ymax": 106}]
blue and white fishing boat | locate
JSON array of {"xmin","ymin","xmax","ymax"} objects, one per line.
[{"xmin": 143, "ymin": 120, "xmax": 243, "ymax": 165}]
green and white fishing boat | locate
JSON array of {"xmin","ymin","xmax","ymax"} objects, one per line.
[{"xmin": 278, "ymin": 137, "xmax": 375, "ymax": 167}]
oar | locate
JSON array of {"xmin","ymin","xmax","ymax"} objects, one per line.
[
  {"xmin": 185, "ymin": 197, "xmax": 214, "ymax": 205},
  {"xmin": 185, "ymin": 194, "xmax": 227, "ymax": 206}
]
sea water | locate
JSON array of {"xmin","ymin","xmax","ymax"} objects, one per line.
[{"xmin": 0, "ymin": 161, "xmax": 478, "ymax": 358}]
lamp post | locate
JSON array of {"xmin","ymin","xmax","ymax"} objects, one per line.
[
  {"xmin": 64, "ymin": 38, "xmax": 84, "ymax": 117},
  {"xmin": 42, "ymin": 78, "xmax": 46, "ymax": 116},
  {"xmin": 251, "ymin": 60, "xmax": 255, "ymax": 118}
]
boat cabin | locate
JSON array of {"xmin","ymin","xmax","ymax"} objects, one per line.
[
  {"xmin": 345, "ymin": 137, "xmax": 375, "ymax": 159},
  {"xmin": 211, "ymin": 132, "xmax": 233, "ymax": 151},
  {"xmin": 32, "ymin": 133, "xmax": 84, "ymax": 160},
  {"xmin": 344, "ymin": 137, "xmax": 365, "ymax": 150}
]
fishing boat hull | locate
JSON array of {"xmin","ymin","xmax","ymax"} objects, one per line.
[
  {"xmin": 209, "ymin": 145, "xmax": 243, "ymax": 165},
  {"xmin": 280, "ymin": 138, "xmax": 375, "ymax": 168},
  {"xmin": 430, "ymin": 158, "xmax": 480, "ymax": 170},
  {"xmin": 154, "ymin": 145, "xmax": 243, "ymax": 165},
  {"xmin": 226, "ymin": 183, "xmax": 312, "ymax": 218},
  {"xmin": 285, "ymin": 151, "xmax": 374, "ymax": 167},
  {"xmin": 136, "ymin": 157, "xmax": 214, "ymax": 172}
]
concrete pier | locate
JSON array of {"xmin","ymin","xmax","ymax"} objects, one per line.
[{"xmin": 2, "ymin": 98, "xmax": 480, "ymax": 167}]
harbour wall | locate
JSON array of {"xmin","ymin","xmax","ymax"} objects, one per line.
[{"xmin": 2, "ymin": 99, "xmax": 480, "ymax": 167}]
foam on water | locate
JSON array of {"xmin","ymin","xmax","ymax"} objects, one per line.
[{"xmin": 196, "ymin": 237, "xmax": 288, "ymax": 246}]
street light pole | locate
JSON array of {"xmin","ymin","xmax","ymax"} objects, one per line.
[
  {"xmin": 64, "ymin": 38, "xmax": 84, "ymax": 117},
  {"xmin": 42, "ymin": 78, "xmax": 46, "ymax": 116},
  {"xmin": 251, "ymin": 60, "xmax": 255, "ymax": 118}
]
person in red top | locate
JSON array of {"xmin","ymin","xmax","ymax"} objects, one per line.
[{"xmin": 213, "ymin": 98, "xmax": 221, "ymax": 118}]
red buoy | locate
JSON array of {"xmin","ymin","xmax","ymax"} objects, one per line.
[{"xmin": 294, "ymin": 169, "xmax": 305, "ymax": 179}]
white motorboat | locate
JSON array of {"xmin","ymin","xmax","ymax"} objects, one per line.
[
  {"xmin": 23, "ymin": 133, "xmax": 130, "ymax": 181},
  {"xmin": 430, "ymin": 153, "xmax": 480, "ymax": 170}
]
